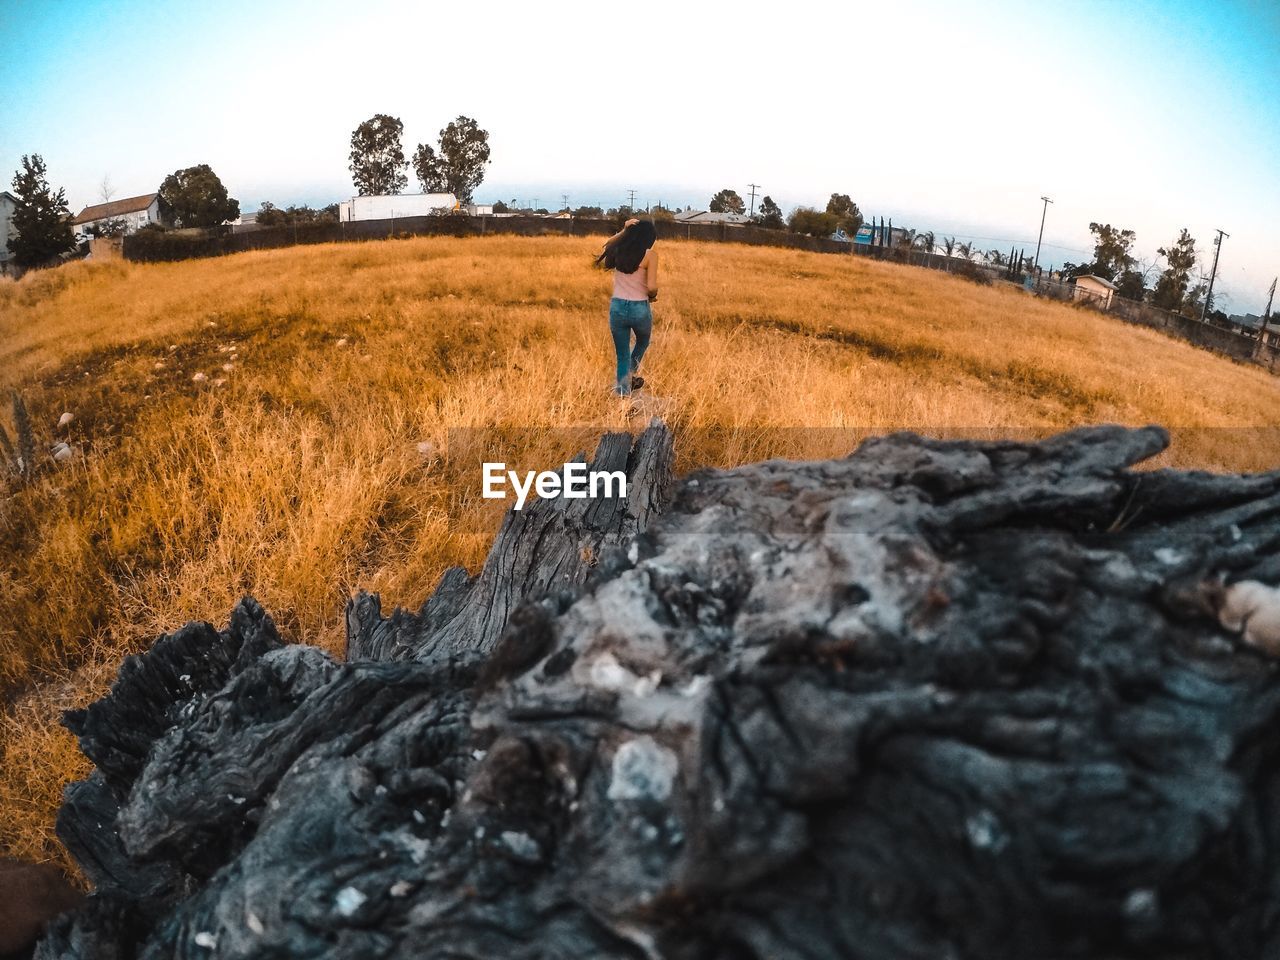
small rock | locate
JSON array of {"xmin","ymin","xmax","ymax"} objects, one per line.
[
  {"xmin": 168, "ymin": 344, "xmax": 178, "ymax": 352},
  {"xmin": 193, "ymin": 372, "xmax": 208, "ymax": 383},
  {"xmin": 194, "ymin": 931, "xmax": 217, "ymax": 949},
  {"xmin": 57, "ymin": 412, "xmax": 74, "ymax": 428},
  {"xmin": 213, "ymin": 378, "xmax": 227, "ymax": 387},
  {"xmin": 416, "ymin": 441, "xmax": 435, "ymax": 458},
  {"xmin": 335, "ymin": 886, "xmax": 366, "ymax": 917},
  {"xmin": 51, "ymin": 442, "xmax": 73, "ymax": 462},
  {"xmin": 222, "ymin": 363, "xmax": 234, "ymax": 372},
  {"xmin": 205, "ymin": 320, "xmax": 217, "ymax": 328},
  {"xmin": 154, "ymin": 361, "xmax": 165, "ymax": 370},
  {"xmin": 336, "ymin": 338, "xmax": 348, "ymax": 347}
]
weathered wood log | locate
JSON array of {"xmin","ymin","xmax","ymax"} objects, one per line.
[
  {"xmin": 344, "ymin": 417, "xmax": 675, "ymax": 664},
  {"xmin": 40, "ymin": 422, "xmax": 1280, "ymax": 959}
]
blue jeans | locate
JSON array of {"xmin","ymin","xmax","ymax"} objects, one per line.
[{"xmin": 609, "ymin": 298, "xmax": 652, "ymax": 395}]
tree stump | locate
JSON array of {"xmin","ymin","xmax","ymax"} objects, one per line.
[{"xmin": 42, "ymin": 422, "xmax": 1280, "ymax": 959}]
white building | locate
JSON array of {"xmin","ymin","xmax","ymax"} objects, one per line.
[
  {"xmin": 72, "ymin": 193, "xmax": 165, "ymax": 238},
  {"xmin": 673, "ymin": 210, "xmax": 751, "ymax": 226},
  {"xmin": 1073, "ymin": 274, "xmax": 1118, "ymax": 309},
  {"xmin": 338, "ymin": 193, "xmax": 457, "ymax": 222},
  {"xmin": 465, "ymin": 203, "xmax": 494, "ymax": 217},
  {"xmin": 0, "ymin": 191, "xmax": 16, "ymax": 273}
]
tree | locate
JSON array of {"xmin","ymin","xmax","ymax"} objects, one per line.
[
  {"xmin": 1085, "ymin": 222, "xmax": 1136, "ymax": 281},
  {"xmin": 414, "ymin": 116, "xmax": 491, "ymax": 203},
  {"xmin": 157, "ymin": 164, "xmax": 239, "ymax": 228},
  {"xmin": 825, "ymin": 193, "xmax": 864, "ymax": 232},
  {"xmin": 7, "ymin": 154, "xmax": 76, "ymax": 268},
  {"xmin": 755, "ymin": 196, "xmax": 785, "ymax": 230},
  {"xmin": 349, "ymin": 114, "xmax": 408, "ymax": 196},
  {"xmin": 788, "ymin": 207, "xmax": 839, "ymax": 237},
  {"xmin": 492, "ymin": 200, "xmax": 509, "ymax": 213},
  {"xmin": 1152, "ymin": 228, "xmax": 1197, "ymax": 311},
  {"xmin": 916, "ymin": 230, "xmax": 936, "ymax": 257},
  {"xmin": 1114, "ymin": 270, "xmax": 1147, "ymax": 301},
  {"xmin": 411, "ymin": 143, "xmax": 446, "ymax": 193},
  {"xmin": 941, "ymin": 236, "xmax": 957, "ymax": 271},
  {"xmin": 709, "ymin": 189, "xmax": 745, "ymax": 214},
  {"xmin": 90, "ymin": 174, "xmax": 128, "ymax": 238}
]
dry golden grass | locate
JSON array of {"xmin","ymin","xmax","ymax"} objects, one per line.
[{"xmin": 3, "ymin": 233, "xmax": 1280, "ymax": 869}]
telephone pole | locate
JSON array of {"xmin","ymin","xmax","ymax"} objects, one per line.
[
  {"xmin": 1200, "ymin": 228, "xmax": 1229, "ymax": 321},
  {"xmin": 562, "ymin": 194, "xmax": 569, "ymax": 212},
  {"xmin": 1258, "ymin": 277, "xmax": 1277, "ymax": 348},
  {"xmin": 1033, "ymin": 196, "xmax": 1052, "ymax": 273},
  {"xmin": 627, "ymin": 188, "xmax": 637, "ymax": 212},
  {"xmin": 747, "ymin": 183, "xmax": 761, "ymax": 218}
]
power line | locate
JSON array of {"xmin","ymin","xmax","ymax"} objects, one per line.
[
  {"xmin": 627, "ymin": 188, "xmax": 637, "ymax": 211},
  {"xmin": 747, "ymin": 183, "xmax": 761, "ymax": 218}
]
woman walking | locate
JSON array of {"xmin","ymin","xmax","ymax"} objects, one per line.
[{"xmin": 596, "ymin": 218, "xmax": 658, "ymax": 396}]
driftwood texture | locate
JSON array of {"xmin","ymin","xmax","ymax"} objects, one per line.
[{"xmin": 40, "ymin": 421, "xmax": 1280, "ymax": 959}]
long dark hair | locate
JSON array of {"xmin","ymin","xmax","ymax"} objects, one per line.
[{"xmin": 595, "ymin": 220, "xmax": 656, "ymax": 274}]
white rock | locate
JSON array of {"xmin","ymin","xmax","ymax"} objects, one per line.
[
  {"xmin": 417, "ymin": 441, "xmax": 435, "ymax": 458},
  {"xmin": 389, "ymin": 881, "xmax": 412, "ymax": 897},
  {"xmin": 53, "ymin": 445, "xmax": 74, "ymax": 462},
  {"xmin": 57, "ymin": 412, "xmax": 74, "ymax": 427},
  {"xmin": 608, "ymin": 736, "xmax": 679, "ymax": 802},
  {"xmin": 193, "ymin": 372, "xmax": 207, "ymax": 382},
  {"xmin": 1219, "ymin": 580, "xmax": 1280, "ymax": 654},
  {"xmin": 168, "ymin": 344, "xmax": 179, "ymax": 352},
  {"xmin": 334, "ymin": 886, "xmax": 366, "ymax": 916},
  {"xmin": 194, "ymin": 931, "xmax": 217, "ymax": 949},
  {"xmin": 336, "ymin": 338, "xmax": 348, "ymax": 347},
  {"xmin": 222, "ymin": 363, "xmax": 234, "ymax": 372},
  {"xmin": 154, "ymin": 361, "xmax": 165, "ymax": 370}
]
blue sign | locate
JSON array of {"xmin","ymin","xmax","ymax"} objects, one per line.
[{"xmin": 854, "ymin": 225, "xmax": 875, "ymax": 246}]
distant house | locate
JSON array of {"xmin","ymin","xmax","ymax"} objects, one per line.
[
  {"xmin": 230, "ymin": 211, "xmax": 261, "ymax": 235},
  {"xmin": 1072, "ymin": 274, "xmax": 1117, "ymax": 308},
  {"xmin": 673, "ymin": 210, "xmax": 751, "ymax": 226},
  {"xmin": 72, "ymin": 193, "xmax": 165, "ymax": 237},
  {"xmin": 0, "ymin": 191, "xmax": 16, "ymax": 274},
  {"xmin": 338, "ymin": 193, "xmax": 457, "ymax": 222},
  {"xmin": 465, "ymin": 203, "xmax": 494, "ymax": 217}
]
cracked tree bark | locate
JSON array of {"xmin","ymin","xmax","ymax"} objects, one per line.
[{"xmin": 38, "ymin": 421, "xmax": 1280, "ymax": 960}]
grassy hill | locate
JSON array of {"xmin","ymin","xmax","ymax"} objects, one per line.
[{"xmin": 3, "ymin": 234, "xmax": 1280, "ymax": 867}]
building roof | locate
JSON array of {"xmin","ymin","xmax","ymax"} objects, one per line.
[
  {"xmin": 0, "ymin": 191, "xmax": 16, "ymax": 205},
  {"xmin": 73, "ymin": 193, "xmax": 158, "ymax": 224},
  {"xmin": 674, "ymin": 210, "xmax": 751, "ymax": 225},
  {"xmin": 1075, "ymin": 274, "xmax": 1118, "ymax": 290}
]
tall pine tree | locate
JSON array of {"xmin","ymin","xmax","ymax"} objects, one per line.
[{"xmin": 8, "ymin": 154, "xmax": 76, "ymax": 268}]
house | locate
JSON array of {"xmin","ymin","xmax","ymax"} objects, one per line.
[
  {"xmin": 0, "ymin": 191, "xmax": 16, "ymax": 274},
  {"xmin": 1072, "ymin": 274, "xmax": 1117, "ymax": 308},
  {"xmin": 465, "ymin": 203, "xmax": 494, "ymax": 217},
  {"xmin": 337, "ymin": 193, "xmax": 457, "ymax": 222},
  {"xmin": 72, "ymin": 193, "xmax": 164, "ymax": 237},
  {"xmin": 673, "ymin": 210, "xmax": 751, "ymax": 226}
]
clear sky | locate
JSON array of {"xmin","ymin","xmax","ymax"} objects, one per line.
[{"xmin": 2, "ymin": 0, "xmax": 1276, "ymax": 312}]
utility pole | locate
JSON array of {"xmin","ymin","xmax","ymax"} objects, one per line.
[
  {"xmin": 1033, "ymin": 196, "xmax": 1052, "ymax": 273},
  {"xmin": 562, "ymin": 194, "xmax": 569, "ymax": 212},
  {"xmin": 1200, "ymin": 228, "xmax": 1229, "ymax": 321},
  {"xmin": 1258, "ymin": 277, "xmax": 1277, "ymax": 352},
  {"xmin": 747, "ymin": 183, "xmax": 761, "ymax": 218},
  {"xmin": 627, "ymin": 188, "xmax": 637, "ymax": 212}
]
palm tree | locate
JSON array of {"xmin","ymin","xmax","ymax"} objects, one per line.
[
  {"xmin": 957, "ymin": 241, "xmax": 974, "ymax": 262},
  {"xmin": 916, "ymin": 230, "xmax": 936, "ymax": 265},
  {"xmin": 942, "ymin": 236, "xmax": 956, "ymax": 272}
]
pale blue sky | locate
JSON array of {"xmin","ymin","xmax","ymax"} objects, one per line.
[{"xmin": 2, "ymin": 0, "xmax": 1276, "ymax": 311}]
